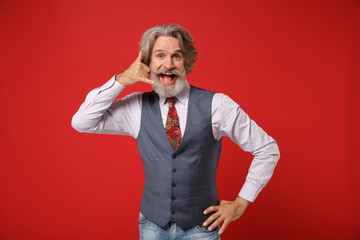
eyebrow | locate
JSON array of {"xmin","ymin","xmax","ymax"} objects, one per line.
[{"xmin": 153, "ymin": 49, "xmax": 183, "ymax": 54}]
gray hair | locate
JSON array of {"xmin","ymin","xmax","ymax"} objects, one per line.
[{"xmin": 139, "ymin": 24, "xmax": 197, "ymax": 73}]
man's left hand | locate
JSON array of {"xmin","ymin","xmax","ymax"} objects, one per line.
[{"xmin": 203, "ymin": 196, "xmax": 250, "ymax": 235}]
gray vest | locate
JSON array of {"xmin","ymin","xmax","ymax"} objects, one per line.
[{"xmin": 136, "ymin": 86, "xmax": 222, "ymax": 229}]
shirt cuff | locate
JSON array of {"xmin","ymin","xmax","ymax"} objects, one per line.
[{"xmin": 238, "ymin": 181, "xmax": 262, "ymax": 202}]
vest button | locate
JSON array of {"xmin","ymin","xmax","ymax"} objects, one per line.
[
  {"xmin": 172, "ymin": 154, "xmax": 176, "ymax": 159},
  {"xmin": 171, "ymin": 196, "xmax": 176, "ymax": 201},
  {"xmin": 171, "ymin": 210, "xmax": 175, "ymax": 215},
  {"xmin": 172, "ymin": 168, "xmax": 176, "ymax": 173},
  {"xmin": 172, "ymin": 183, "xmax": 176, "ymax": 187}
]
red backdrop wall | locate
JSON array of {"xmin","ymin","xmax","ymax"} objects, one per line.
[{"xmin": 1, "ymin": 0, "xmax": 359, "ymax": 239}]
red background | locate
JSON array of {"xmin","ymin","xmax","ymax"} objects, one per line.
[{"xmin": 1, "ymin": 0, "xmax": 359, "ymax": 239}]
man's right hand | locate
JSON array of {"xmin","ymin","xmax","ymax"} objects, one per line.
[{"xmin": 115, "ymin": 52, "xmax": 154, "ymax": 87}]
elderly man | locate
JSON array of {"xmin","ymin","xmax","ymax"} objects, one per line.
[{"xmin": 72, "ymin": 24, "xmax": 280, "ymax": 240}]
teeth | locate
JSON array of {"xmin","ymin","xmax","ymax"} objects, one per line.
[{"xmin": 161, "ymin": 73, "xmax": 175, "ymax": 78}]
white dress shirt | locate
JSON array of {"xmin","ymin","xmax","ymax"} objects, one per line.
[{"xmin": 72, "ymin": 76, "xmax": 280, "ymax": 202}]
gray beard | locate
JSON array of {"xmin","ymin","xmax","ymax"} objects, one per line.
[{"xmin": 150, "ymin": 68, "xmax": 187, "ymax": 98}]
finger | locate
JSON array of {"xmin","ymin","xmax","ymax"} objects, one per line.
[
  {"xmin": 203, "ymin": 212, "xmax": 221, "ymax": 226},
  {"xmin": 209, "ymin": 215, "xmax": 225, "ymax": 229},
  {"xmin": 217, "ymin": 220, "xmax": 230, "ymax": 235},
  {"xmin": 203, "ymin": 205, "xmax": 219, "ymax": 215},
  {"xmin": 137, "ymin": 68, "xmax": 150, "ymax": 78},
  {"xmin": 141, "ymin": 63, "xmax": 151, "ymax": 73},
  {"xmin": 138, "ymin": 77, "xmax": 154, "ymax": 85},
  {"xmin": 136, "ymin": 51, "xmax": 142, "ymax": 62},
  {"xmin": 208, "ymin": 216, "xmax": 224, "ymax": 231}
]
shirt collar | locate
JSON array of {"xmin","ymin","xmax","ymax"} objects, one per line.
[{"xmin": 159, "ymin": 80, "xmax": 190, "ymax": 106}]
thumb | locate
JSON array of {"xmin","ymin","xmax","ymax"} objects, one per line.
[{"xmin": 136, "ymin": 51, "xmax": 143, "ymax": 62}]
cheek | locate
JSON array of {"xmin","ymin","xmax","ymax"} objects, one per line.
[
  {"xmin": 149, "ymin": 57, "xmax": 161, "ymax": 71},
  {"xmin": 150, "ymin": 62, "xmax": 162, "ymax": 72},
  {"xmin": 175, "ymin": 61, "xmax": 185, "ymax": 71}
]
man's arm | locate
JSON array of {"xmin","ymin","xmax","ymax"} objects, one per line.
[
  {"xmin": 71, "ymin": 52, "xmax": 154, "ymax": 136},
  {"xmin": 203, "ymin": 93, "xmax": 280, "ymax": 234}
]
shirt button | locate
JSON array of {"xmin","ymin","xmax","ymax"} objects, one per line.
[
  {"xmin": 171, "ymin": 196, "xmax": 176, "ymax": 201},
  {"xmin": 172, "ymin": 168, "xmax": 176, "ymax": 173},
  {"xmin": 172, "ymin": 183, "xmax": 176, "ymax": 187}
]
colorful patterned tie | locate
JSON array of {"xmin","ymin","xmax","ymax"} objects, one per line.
[{"xmin": 165, "ymin": 97, "xmax": 182, "ymax": 150}]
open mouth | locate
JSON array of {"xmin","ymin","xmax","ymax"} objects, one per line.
[{"xmin": 160, "ymin": 73, "xmax": 176, "ymax": 85}]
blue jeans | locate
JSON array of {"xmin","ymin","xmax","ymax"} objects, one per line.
[{"xmin": 138, "ymin": 212, "xmax": 220, "ymax": 240}]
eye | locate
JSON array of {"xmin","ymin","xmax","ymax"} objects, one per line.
[
  {"xmin": 173, "ymin": 54, "xmax": 182, "ymax": 59},
  {"xmin": 157, "ymin": 53, "xmax": 164, "ymax": 58}
]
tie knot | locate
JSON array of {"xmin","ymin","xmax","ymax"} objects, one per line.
[{"xmin": 166, "ymin": 97, "xmax": 176, "ymax": 106}]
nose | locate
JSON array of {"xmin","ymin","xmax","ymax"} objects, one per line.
[{"xmin": 163, "ymin": 56, "xmax": 175, "ymax": 70}]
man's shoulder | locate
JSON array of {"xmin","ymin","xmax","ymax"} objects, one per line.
[
  {"xmin": 141, "ymin": 90, "xmax": 155, "ymax": 98},
  {"xmin": 116, "ymin": 92, "xmax": 145, "ymax": 106},
  {"xmin": 189, "ymin": 85, "xmax": 216, "ymax": 95},
  {"xmin": 141, "ymin": 91, "xmax": 159, "ymax": 105}
]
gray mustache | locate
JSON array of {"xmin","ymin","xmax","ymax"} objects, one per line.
[{"xmin": 153, "ymin": 67, "xmax": 185, "ymax": 77}]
